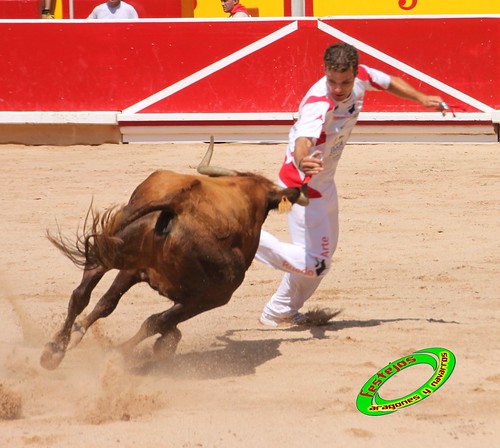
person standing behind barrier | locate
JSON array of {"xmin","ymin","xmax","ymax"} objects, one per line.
[
  {"xmin": 256, "ymin": 42, "xmax": 449, "ymax": 327},
  {"xmin": 221, "ymin": 0, "xmax": 250, "ymax": 17},
  {"xmin": 41, "ymin": 0, "xmax": 54, "ymax": 19},
  {"xmin": 88, "ymin": 0, "xmax": 139, "ymax": 19}
]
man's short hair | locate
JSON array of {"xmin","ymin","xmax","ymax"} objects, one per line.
[{"xmin": 323, "ymin": 43, "xmax": 359, "ymax": 76}]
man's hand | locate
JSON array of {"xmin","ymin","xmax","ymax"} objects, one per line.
[
  {"xmin": 298, "ymin": 150, "xmax": 324, "ymax": 175},
  {"xmin": 294, "ymin": 137, "xmax": 324, "ymax": 176}
]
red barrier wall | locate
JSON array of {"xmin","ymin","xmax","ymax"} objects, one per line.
[
  {"xmin": 1, "ymin": 0, "xmax": 39, "ymax": 19},
  {"xmin": 0, "ymin": 17, "xmax": 498, "ymax": 116}
]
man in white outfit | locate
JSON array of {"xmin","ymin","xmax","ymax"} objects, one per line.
[
  {"xmin": 88, "ymin": 0, "xmax": 138, "ymax": 19},
  {"xmin": 256, "ymin": 42, "xmax": 448, "ymax": 327}
]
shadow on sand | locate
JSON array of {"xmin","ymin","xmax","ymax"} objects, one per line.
[
  {"xmin": 286, "ymin": 316, "xmax": 460, "ymax": 339},
  {"xmin": 128, "ymin": 316, "xmax": 459, "ymax": 379},
  {"xmin": 128, "ymin": 330, "xmax": 301, "ymax": 379}
]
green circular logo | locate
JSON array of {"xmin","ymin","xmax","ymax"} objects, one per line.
[{"xmin": 356, "ymin": 347, "xmax": 456, "ymax": 416}]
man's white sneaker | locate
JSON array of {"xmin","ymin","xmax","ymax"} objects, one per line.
[
  {"xmin": 259, "ymin": 313, "xmax": 280, "ymax": 327},
  {"xmin": 259, "ymin": 312, "xmax": 309, "ymax": 327}
]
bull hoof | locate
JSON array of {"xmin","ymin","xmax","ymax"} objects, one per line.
[
  {"xmin": 153, "ymin": 328, "xmax": 182, "ymax": 360},
  {"xmin": 67, "ymin": 322, "xmax": 86, "ymax": 350},
  {"xmin": 40, "ymin": 342, "xmax": 66, "ymax": 370}
]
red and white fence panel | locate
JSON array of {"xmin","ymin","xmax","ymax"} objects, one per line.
[{"xmin": 0, "ymin": 16, "xmax": 498, "ymax": 142}]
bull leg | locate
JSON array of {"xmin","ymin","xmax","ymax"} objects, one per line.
[
  {"xmin": 119, "ymin": 296, "xmax": 231, "ymax": 359},
  {"xmin": 152, "ymin": 327, "xmax": 182, "ymax": 359},
  {"xmin": 40, "ymin": 265, "xmax": 107, "ymax": 370},
  {"xmin": 68, "ymin": 269, "xmax": 142, "ymax": 350},
  {"xmin": 118, "ymin": 303, "xmax": 184, "ymax": 355}
]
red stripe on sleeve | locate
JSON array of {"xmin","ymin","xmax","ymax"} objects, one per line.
[
  {"xmin": 303, "ymin": 95, "xmax": 334, "ymax": 109},
  {"xmin": 358, "ymin": 65, "xmax": 384, "ymax": 90}
]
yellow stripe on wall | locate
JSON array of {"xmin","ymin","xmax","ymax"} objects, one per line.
[
  {"xmin": 54, "ymin": 0, "xmax": 62, "ymax": 18},
  {"xmin": 195, "ymin": 0, "xmax": 499, "ymax": 18},
  {"xmin": 315, "ymin": 0, "xmax": 499, "ymax": 16}
]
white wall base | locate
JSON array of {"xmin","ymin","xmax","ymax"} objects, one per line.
[{"xmin": 0, "ymin": 111, "xmax": 497, "ymax": 145}]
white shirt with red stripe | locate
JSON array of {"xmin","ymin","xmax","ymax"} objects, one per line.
[
  {"xmin": 278, "ymin": 65, "xmax": 391, "ymax": 198},
  {"xmin": 256, "ymin": 64, "xmax": 392, "ymax": 321}
]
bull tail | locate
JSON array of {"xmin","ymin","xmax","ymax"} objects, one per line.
[
  {"xmin": 48, "ymin": 179, "xmax": 201, "ymax": 270},
  {"xmin": 47, "ymin": 202, "xmax": 125, "ymax": 270}
]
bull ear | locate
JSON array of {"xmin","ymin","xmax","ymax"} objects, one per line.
[{"xmin": 197, "ymin": 136, "xmax": 238, "ymax": 177}]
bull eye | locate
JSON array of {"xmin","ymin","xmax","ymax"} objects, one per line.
[{"xmin": 155, "ymin": 210, "xmax": 175, "ymax": 236}]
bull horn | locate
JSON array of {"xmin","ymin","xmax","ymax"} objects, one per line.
[
  {"xmin": 197, "ymin": 136, "xmax": 238, "ymax": 177},
  {"xmin": 297, "ymin": 193, "xmax": 310, "ymax": 206}
]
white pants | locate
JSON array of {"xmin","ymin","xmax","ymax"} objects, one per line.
[{"xmin": 255, "ymin": 182, "xmax": 339, "ymax": 318}]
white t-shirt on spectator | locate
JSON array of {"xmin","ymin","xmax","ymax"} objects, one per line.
[{"xmin": 88, "ymin": 2, "xmax": 138, "ymax": 19}]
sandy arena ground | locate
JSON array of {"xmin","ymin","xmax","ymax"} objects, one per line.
[{"xmin": 0, "ymin": 141, "xmax": 499, "ymax": 447}]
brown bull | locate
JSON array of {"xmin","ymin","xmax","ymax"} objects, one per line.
[{"xmin": 40, "ymin": 138, "xmax": 307, "ymax": 370}]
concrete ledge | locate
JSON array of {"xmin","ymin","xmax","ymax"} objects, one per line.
[
  {"xmin": 0, "ymin": 111, "xmax": 497, "ymax": 145},
  {"xmin": 118, "ymin": 111, "xmax": 499, "ymax": 143},
  {"xmin": 350, "ymin": 124, "xmax": 497, "ymax": 143},
  {"xmin": 120, "ymin": 123, "xmax": 497, "ymax": 144},
  {"xmin": 118, "ymin": 111, "xmax": 492, "ymax": 123},
  {"xmin": 0, "ymin": 111, "xmax": 117, "ymax": 124},
  {"xmin": 0, "ymin": 124, "xmax": 121, "ymax": 145},
  {"xmin": 1, "ymin": 122, "xmax": 493, "ymax": 145}
]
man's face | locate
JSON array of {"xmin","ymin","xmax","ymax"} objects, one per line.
[
  {"xmin": 107, "ymin": 0, "xmax": 121, "ymax": 6},
  {"xmin": 325, "ymin": 66, "xmax": 356, "ymax": 102},
  {"xmin": 221, "ymin": 0, "xmax": 236, "ymax": 13}
]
